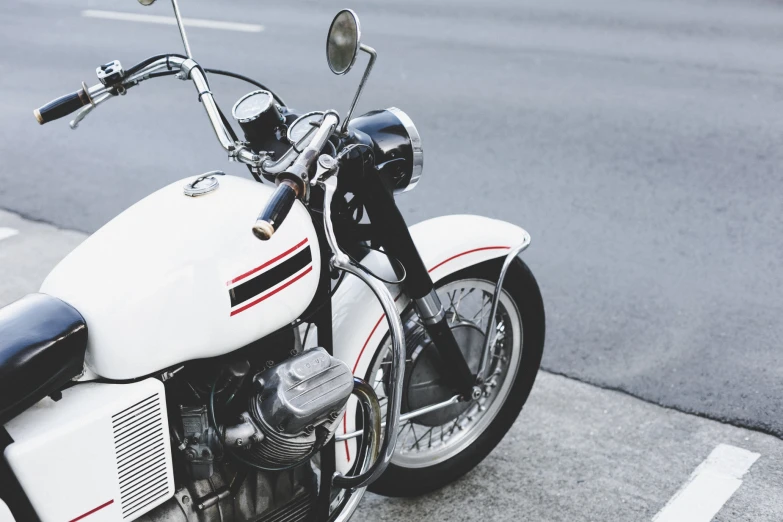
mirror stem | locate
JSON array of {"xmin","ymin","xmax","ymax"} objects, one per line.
[
  {"xmin": 341, "ymin": 44, "xmax": 376, "ymax": 134},
  {"xmin": 171, "ymin": 0, "xmax": 193, "ymax": 58}
]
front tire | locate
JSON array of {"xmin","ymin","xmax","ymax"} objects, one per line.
[{"xmin": 367, "ymin": 257, "xmax": 545, "ymax": 497}]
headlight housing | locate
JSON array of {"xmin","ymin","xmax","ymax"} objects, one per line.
[{"xmin": 348, "ymin": 107, "xmax": 424, "ymax": 194}]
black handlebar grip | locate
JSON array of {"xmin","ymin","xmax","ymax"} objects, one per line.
[
  {"xmin": 34, "ymin": 86, "xmax": 92, "ymax": 125},
  {"xmin": 252, "ymin": 180, "xmax": 300, "ymax": 240}
]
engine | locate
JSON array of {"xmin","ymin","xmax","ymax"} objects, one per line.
[
  {"xmin": 225, "ymin": 347, "xmax": 354, "ymax": 467},
  {"xmin": 142, "ymin": 345, "xmax": 354, "ymax": 522}
]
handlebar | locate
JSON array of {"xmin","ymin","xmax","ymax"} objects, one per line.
[
  {"xmin": 33, "ymin": 55, "xmax": 342, "ymax": 241},
  {"xmin": 250, "ymin": 111, "xmax": 340, "ymax": 240},
  {"xmin": 34, "ymin": 83, "xmax": 94, "ymax": 125},
  {"xmin": 252, "ymin": 180, "xmax": 299, "ymax": 240}
]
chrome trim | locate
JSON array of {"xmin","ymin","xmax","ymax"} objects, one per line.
[
  {"xmin": 231, "ymin": 90, "xmax": 274, "ymax": 123},
  {"xmin": 340, "ymin": 44, "xmax": 377, "ymax": 134},
  {"xmin": 186, "ymin": 63, "xmax": 236, "ymax": 152},
  {"xmin": 170, "ymin": 0, "xmax": 193, "ymax": 58},
  {"xmin": 336, "ymin": 395, "xmax": 461, "ymax": 441},
  {"xmin": 287, "ymin": 111, "xmax": 324, "ymax": 146},
  {"xmin": 87, "ymin": 82, "xmax": 109, "ymax": 99},
  {"xmin": 261, "ymin": 146, "xmax": 299, "ymax": 175},
  {"xmin": 414, "ymin": 291, "xmax": 445, "ymax": 325},
  {"xmin": 261, "ymin": 112, "xmax": 336, "ymax": 177},
  {"xmin": 350, "ymin": 377, "xmax": 382, "ymax": 466},
  {"xmin": 179, "ymin": 57, "xmax": 198, "ymax": 79},
  {"xmin": 327, "ymin": 9, "xmax": 361, "ymax": 76},
  {"xmin": 74, "ymin": 56, "xmax": 288, "ymax": 170},
  {"xmin": 324, "ymin": 379, "xmax": 380, "ymax": 522},
  {"xmin": 81, "ymin": 81, "xmax": 95, "ymax": 108},
  {"xmin": 330, "ymin": 491, "xmax": 364, "ymax": 522},
  {"xmin": 475, "ymin": 234, "xmax": 532, "ymax": 382},
  {"xmin": 183, "ymin": 171, "xmax": 224, "ymax": 197},
  {"xmin": 321, "ymin": 176, "xmax": 405, "ymax": 490},
  {"xmin": 124, "ymin": 57, "xmax": 174, "ymax": 85},
  {"xmin": 387, "ymin": 107, "xmax": 423, "ymax": 193},
  {"xmin": 283, "ymin": 111, "xmax": 339, "ymax": 200}
]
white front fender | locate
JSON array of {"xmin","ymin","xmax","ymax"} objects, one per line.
[
  {"xmin": 0, "ymin": 498, "xmax": 14, "ymax": 522},
  {"xmin": 332, "ymin": 214, "xmax": 530, "ymax": 470}
]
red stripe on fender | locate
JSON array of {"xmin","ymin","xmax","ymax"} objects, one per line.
[
  {"xmin": 352, "ymin": 245, "xmax": 511, "ymax": 374},
  {"xmin": 427, "ymin": 246, "xmax": 510, "ymax": 273},
  {"xmin": 351, "ymin": 314, "xmax": 386, "ymax": 375},
  {"xmin": 230, "ymin": 265, "xmax": 313, "ymax": 316},
  {"xmin": 343, "ymin": 415, "xmax": 351, "ymax": 462},
  {"xmin": 345, "ymin": 311, "xmax": 388, "ymax": 461},
  {"xmin": 69, "ymin": 499, "xmax": 114, "ymax": 522},
  {"xmin": 350, "ymin": 292, "xmax": 403, "ymax": 374},
  {"xmin": 344, "ymin": 292, "xmax": 401, "ymax": 461},
  {"xmin": 343, "ymin": 245, "xmax": 511, "ymax": 462},
  {"xmin": 227, "ymin": 238, "xmax": 309, "ymax": 285}
]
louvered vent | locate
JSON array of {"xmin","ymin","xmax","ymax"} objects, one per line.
[{"xmin": 112, "ymin": 393, "xmax": 170, "ymax": 519}]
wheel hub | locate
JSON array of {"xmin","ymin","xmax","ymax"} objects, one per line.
[{"xmin": 405, "ymin": 323, "xmax": 485, "ymax": 426}]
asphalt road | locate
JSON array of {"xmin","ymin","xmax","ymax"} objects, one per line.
[{"xmin": 1, "ymin": 0, "xmax": 782, "ymax": 451}]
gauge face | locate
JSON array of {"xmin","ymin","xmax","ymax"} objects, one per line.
[
  {"xmin": 232, "ymin": 90, "xmax": 274, "ymax": 122},
  {"xmin": 288, "ymin": 111, "xmax": 325, "ymax": 145}
]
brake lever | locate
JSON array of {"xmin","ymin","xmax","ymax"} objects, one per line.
[{"xmin": 69, "ymin": 93, "xmax": 113, "ymax": 129}]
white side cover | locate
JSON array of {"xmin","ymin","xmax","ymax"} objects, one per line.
[
  {"xmin": 4, "ymin": 379, "xmax": 174, "ymax": 521},
  {"xmin": 331, "ymin": 214, "xmax": 530, "ymax": 471}
]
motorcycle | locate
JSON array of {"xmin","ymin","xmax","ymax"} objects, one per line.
[{"xmin": 0, "ymin": 2, "xmax": 545, "ymax": 521}]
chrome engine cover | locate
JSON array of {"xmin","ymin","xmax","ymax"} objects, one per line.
[{"xmin": 247, "ymin": 347, "xmax": 354, "ymax": 467}]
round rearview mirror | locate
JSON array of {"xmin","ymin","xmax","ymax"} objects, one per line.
[
  {"xmin": 326, "ymin": 9, "xmax": 361, "ymax": 75},
  {"xmin": 137, "ymin": 0, "xmax": 156, "ymax": 5}
]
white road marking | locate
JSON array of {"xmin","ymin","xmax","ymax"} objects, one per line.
[
  {"xmin": 81, "ymin": 10, "xmax": 263, "ymax": 33},
  {"xmin": 652, "ymin": 444, "xmax": 760, "ymax": 522},
  {"xmin": 0, "ymin": 228, "xmax": 19, "ymax": 242}
]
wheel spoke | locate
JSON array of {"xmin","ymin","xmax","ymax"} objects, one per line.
[
  {"xmin": 445, "ymin": 289, "xmax": 463, "ymax": 324},
  {"xmin": 397, "ymin": 421, "xmax": 412, "ymax": 443},
  {"xmin": 471, "ymin": 293, "xmax": 492, "ymax": 326},
  {"xmin": 363, "ymin": 278, "xmax": 522, "ymax": 467},
  {"xmin": 410, "ymin": 424, "xmax": 420, "ymax": 450},
  {"xmin": 454, "ymin": 287, "xmax": 475, "ymax": 314},
  {"xmin": 412, "ymin": 426, "xmax": 433, "ymax": 450}
]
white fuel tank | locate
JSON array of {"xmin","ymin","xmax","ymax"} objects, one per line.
[{"xmin": 41, "ymin": 175, "xmax": 320, "ymax": 380}]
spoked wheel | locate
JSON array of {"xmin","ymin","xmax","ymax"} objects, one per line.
[{"xmin": 364, "ymin": 257, "xmax": 545, "ymax": 497}]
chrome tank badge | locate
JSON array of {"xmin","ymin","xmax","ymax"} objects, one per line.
[{"xmin": 183, "ymin": 171, "xmax": 224, "ymax": 197}]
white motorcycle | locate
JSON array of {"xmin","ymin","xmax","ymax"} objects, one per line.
[{"xmin": 0, "ymin": 2, "xmax": 545, "ymax": 521}]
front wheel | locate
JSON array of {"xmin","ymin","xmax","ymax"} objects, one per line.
[{"xmin": 365, "ymin": 257, "xmax": 545, "ymax": 497}]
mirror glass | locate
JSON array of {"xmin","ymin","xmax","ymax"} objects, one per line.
[
  {"xmin": 326, "ymin": 10, "xmax": 360, "ymax": 75},
  {"xmin": 137, "ymin": 0, "xmax": 156, "ymax": 5}
]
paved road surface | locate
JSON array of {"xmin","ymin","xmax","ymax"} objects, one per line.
[{"xmin": 1, "ymin": 0, "xmax": 783, "ymax": 513}]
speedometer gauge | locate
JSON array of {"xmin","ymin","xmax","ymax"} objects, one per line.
[
  {"xmin": 287, "ymin": 111, "xmax": 325, "ymax": 146},
  {"xmin": 231, "ymin": 90, "xmax": 284, "ymax": 143}
]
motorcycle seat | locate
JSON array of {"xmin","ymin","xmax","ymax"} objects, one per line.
[{"xmin": 0, "ymin": 293, "xmax": 87, "ymax": 425}]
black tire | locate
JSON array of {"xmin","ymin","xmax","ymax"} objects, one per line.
[{"xmin": 367, "ymin": 257, "xmax": 545, "ymax": 497}]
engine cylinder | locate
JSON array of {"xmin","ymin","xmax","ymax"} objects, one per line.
[{"xmin": 244, "ymin": 347, "xmax": 354, "ymax": 468}]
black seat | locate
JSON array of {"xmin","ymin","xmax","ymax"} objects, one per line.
[{"xmin": 0, "ymin": 293, "xmax": 87, "ymax": 425}]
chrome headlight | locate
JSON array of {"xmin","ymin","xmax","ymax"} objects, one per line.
[{"xmin": 348, "ymin": 107, "xmax": 424, "ymax": 194}]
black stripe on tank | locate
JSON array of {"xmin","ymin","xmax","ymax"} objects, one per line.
[{"xmin": 229, "ymin": 246, "xmax": 312, "ymax": 307}]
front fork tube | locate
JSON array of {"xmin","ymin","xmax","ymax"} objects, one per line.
[
  {"xmin": 414, "ymin": 292, "xmax": 481, "ymax": 399},
  {"xmin": 354, "ymin": 159, "xmax": 479, "ymax": 399}
]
